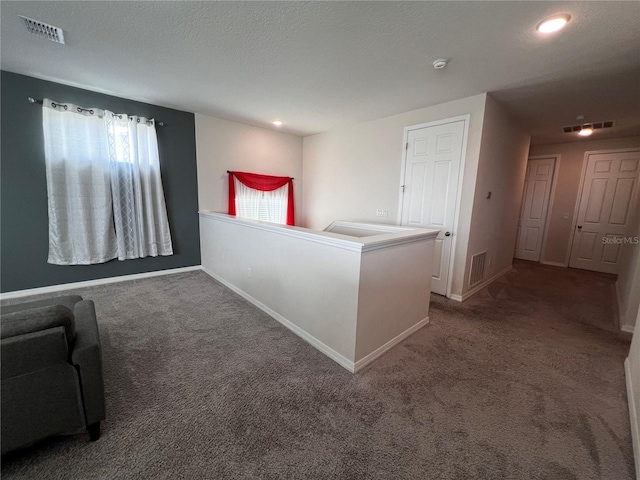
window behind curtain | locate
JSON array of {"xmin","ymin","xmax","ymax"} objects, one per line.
[
  {"xmin": 228, "ymin": 171, "xmax": 295, "ymax": 226},
  {"xmin": 42, "ymin": 98, "xmax": 173, "ymax": 265},
  {"xmin": 234, "ymin": 178, "xmax": 288, "ymax": 225}
]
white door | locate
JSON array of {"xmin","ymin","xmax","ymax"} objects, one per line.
[
  {"xmin": 515, "ymin": 157, "xmax": 556, "ymax": 262},
  {"xmin": 401, "ymin": 120, "xmax": 465, "ymax": 296},
  {"xmin": 569, "ymin": 150, "xmax": 640, "ymax": 274}
]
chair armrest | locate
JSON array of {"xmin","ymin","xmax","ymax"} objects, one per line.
[{"xmin": 71, "ymin": 300, "xmax": 106, "ymax": 425}]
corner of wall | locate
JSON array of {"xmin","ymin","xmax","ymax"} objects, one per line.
[
  {"xmin": 447, "ymin": 97, "xmax": 488, "ymax": 299},
  {"xmin": 458, "ymin": 96, "xmax": 530, "ymax": 297},
  {"xmin": 194, "ymin": 113, "xmax": 304, "ymax": 224}
]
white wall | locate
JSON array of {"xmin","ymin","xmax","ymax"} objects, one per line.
[
  {"xmin": 302, "ymin": 94, "xmax": 487, "ymax": 298},
  {"xmin": 618, "ymin": 203, "xmax": 640, "ymax": 331},
  {"xmin": 355, "ymin": 241, "xmax": 433, "ymax": 360},
  {"xmin": 195, "ymin": 114, "xmax": 304, "ymax": 224},
  {"xmin": 529, "ymin": 136, "xmax": 640, "ymax": 266},
  {"xmin": 464, "ymin": 95, "xmax": 530, "ymax": 293},
  {"xmin": 626, "ymin": 305, "xmax": 640, "ymax": 478}
]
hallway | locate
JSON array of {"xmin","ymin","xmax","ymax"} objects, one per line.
[{"xmin": 425, "ymin": 259, "xmax": 634, "ymax": 478}]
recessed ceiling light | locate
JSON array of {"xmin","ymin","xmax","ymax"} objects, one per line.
[
  {"xmin": 272, "ymin": 120, "xmax": 283, "ymax": 126},
  {"xmin": 536, "ymin": 14, "xmax": 571, "ymax": 34},
  {"xmin": 432, "ymin": 59, "xmax": 448, "ymax": 70},
  {"xmin": 578, "ymin": 126, "xmax": 593, "ymax": 137}
]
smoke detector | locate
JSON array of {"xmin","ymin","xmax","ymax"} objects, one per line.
[
  {"xmin": 19, "ymin": 16, "xmax": 65, "ymax": 44},
  {"xmin": 432, "ymin": 59, "xmax": 449, "ymax": 70}
]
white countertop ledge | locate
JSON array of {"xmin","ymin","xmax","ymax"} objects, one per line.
[{"xmin": 199, "ymin": 211, "xmax": 440, "ymax": 253}]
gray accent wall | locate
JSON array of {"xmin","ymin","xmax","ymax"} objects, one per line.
[{"xmin": 1, "ymin": 71, "xmax": 201, "ymax": 292}]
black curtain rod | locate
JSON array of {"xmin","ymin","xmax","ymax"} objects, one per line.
[
  {"xmin": 27, "ymin": 97, "xmax": 164, "ymax": 126},
  {"xmin": 227, "ymin": 170, "xmax": 294, "ymax": 180}
]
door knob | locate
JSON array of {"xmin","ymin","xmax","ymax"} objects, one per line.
[
  {"xmin": 444, "ymin": 232, "xmax": 451, "ymax": 236},
  {"xmin": 577, "ymin": 225, "xmax": 582, "ymax": 230}
]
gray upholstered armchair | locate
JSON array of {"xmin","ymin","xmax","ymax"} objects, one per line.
[{"xmin": 1, "ymin": 295, "xmax": 106, "ymax": 455}]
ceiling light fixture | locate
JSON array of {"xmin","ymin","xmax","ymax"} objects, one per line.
[
  {"xmin": 432, "ymin": 59, "xmax": 448, "ymax": 70},
  {"xmin": 272, "ymin": 120, "xmax": 283, "ymax": 127},
  {"xmin": 536, "ymin": 14, "xmax": 571, "ymax": 34},
  {"xmin": 578, "ymin": 125, "xmax": 593, "ymax": 137},
  {"xmin": 563, "ymin": 121, "xmax": 614, "ymax": 134}
]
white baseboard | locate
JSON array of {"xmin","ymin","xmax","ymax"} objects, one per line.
[
  {"xmin": 540, "ymin": 260, "xmax": 567, "ymax": 267},
  {"xmin": 353, "ymin": 316, "xmax": 429, "ymax": 372},
  {"xmin": 201, "ymin": 266, "xmax": 356, "ymax": 373},
  {"xmin": 625, "ymin": 358, "xmax": 640, "ymax": 480},
  {"xmin": 0, "ymin": 266, "xmax": 202, "ymax": 300},
  {"xmin": 449, "ymin": 265, "xmax": 513, "ymax": 303}
]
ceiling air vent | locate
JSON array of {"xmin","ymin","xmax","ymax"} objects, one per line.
[
  {"xmin": 19, "ymin": 16, "xmax": 65, "ymax": 44},
  {"xmin": 563, "ymin": 120, "xmax": 614, "ymax": 133}
]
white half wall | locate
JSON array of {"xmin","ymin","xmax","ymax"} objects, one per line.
[
  {"xmin": 302, "ymin": 93, "xmax": 487, "ymax": 298},
  {"xmin": 200, "ymin": 213, "xmax": 360, "ymax": 362},
  {"xmin": 464, "ymin": 95, "xmax": 530, "ymax": 292},
  {"xmin": 355, "ymin": 240, "xmax": 433, "ymax": 360},
  {"xmin": 195, "ymin": 113, "xmax": 303, "ymax": 223},
  {"xmin": 199, "ymin": 212, "xmax": 437, "ymax": 371}
]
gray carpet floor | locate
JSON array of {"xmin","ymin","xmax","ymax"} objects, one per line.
[{"xmin": 1, "ymin": 260, "xmax": 635, "ymax": 479}]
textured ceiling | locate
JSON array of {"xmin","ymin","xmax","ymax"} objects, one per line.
[{"xmin": 1, "ymin": 1, "xmax": 639, "ymax": 143}]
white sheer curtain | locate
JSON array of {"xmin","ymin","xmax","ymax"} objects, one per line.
[
  {"xmin": 234, "ymin": 178, "xmax": 288, "ymax": 224},
  {"xmin": 42, "ymin": 99, "xmax": 173, "ymax": 265},
  {"xmin": 106, "ymin": 114, "xmax": 173, "ymax": 260},
  {"xmin": 43, "ymin": 100, "xmax": 117, "ymax": 264}
]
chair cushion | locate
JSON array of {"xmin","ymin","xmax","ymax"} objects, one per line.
[
  {"xmin": 1, "ymin": 363, "xmax": 85, "ymax": 455},
  {"xmin": 1, "ymin": 305, "xmax": 76, "ymax": 348},
  {"xmin": 1, "ymin": 295, "xmax": 83, "ymax": 315}
]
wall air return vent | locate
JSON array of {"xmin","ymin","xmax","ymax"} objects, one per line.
[
  {"xmin": 19, "ymin": 16, "xmax": 65, "ymax": 44},
  {"xmin": 469, "ymin": 251, "xmax": 487, "ymax": 288},
  {"xmin": 563, "ymin": 121, "xmax": 614, "ymax": 134}
]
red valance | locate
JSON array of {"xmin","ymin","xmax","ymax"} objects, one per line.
[{"xmin": 228, "ymin": 171, "xmax": 295, "ymax": 226}]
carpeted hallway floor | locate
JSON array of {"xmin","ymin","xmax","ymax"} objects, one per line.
[{"xmin": 1, "ymin": 260, "xmax": 635, "ymax": 479}]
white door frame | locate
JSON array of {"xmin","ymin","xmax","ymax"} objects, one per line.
[
  {"xmin": 568, "ymin": 147, "xmax": 640, "ymax": 268},
  {"xmin": 397, "ymin": 114, "xmax": 471, "ymax": 298},
  {"xmin": 524, "ymin": 154, "xmax": 561, "ymax": 266}
]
